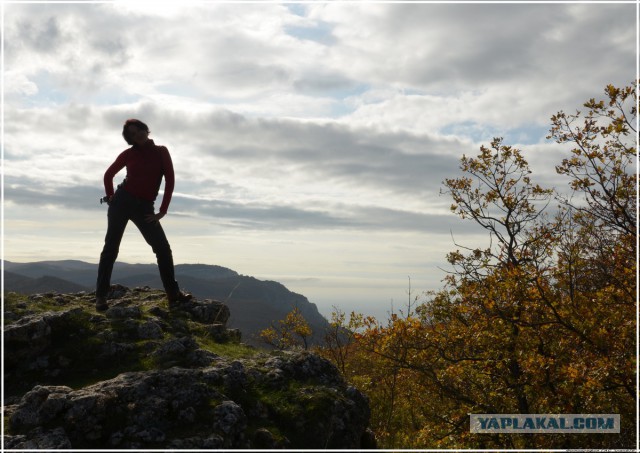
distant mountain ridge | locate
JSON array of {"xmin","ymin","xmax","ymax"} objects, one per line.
[
  {"xmin": 4, "ymin": 260, "xmax": 329, "ymax": 347},
  {"xmin": 4, "ymin": 260, "xmax": 238, "ymax": 288},
  {"xmin": 4, "ymin": 271, "xmax": 89, "ymax": 295}
]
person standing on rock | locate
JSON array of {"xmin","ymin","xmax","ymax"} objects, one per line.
[{"xmin": 95, "ymin": 119, "xmax": 192, "ymax": 311}]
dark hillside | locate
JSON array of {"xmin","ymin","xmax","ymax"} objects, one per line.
[{"xmin": 4, "ymin": 271, "xmax": 89, "ymax": 295}]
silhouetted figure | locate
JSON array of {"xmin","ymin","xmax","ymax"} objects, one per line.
[{"xmin": 96, "ymin": 119, "xmax": 191, "ymax": 311}]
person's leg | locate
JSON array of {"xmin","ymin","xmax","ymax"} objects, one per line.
[
  {"xmin": 131, "ymin": 201, "xmax": 181, "ymax": 298},
  {"xmin": 96, "ymin": 192, "xmax": 129, "ymax": 307}
]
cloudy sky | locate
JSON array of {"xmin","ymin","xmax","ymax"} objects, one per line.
[{"xmin": 3, "ymin": 1, "xmax": 636, "ymax": 320}]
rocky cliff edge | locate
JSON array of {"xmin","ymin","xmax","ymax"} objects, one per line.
[{"xmin": 3, "ymin": 286, "xmax": 375, "ymax": 449}]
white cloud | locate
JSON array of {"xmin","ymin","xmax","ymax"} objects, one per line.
[
  {"xmin": 308, "ymin": 3, "xmax": 635, "ymax": 134},
  {"xmin": 4, "ymin": 71, "xmax": 39, "ymax": 97}
]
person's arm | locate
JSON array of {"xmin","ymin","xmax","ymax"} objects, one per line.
[
  {"xmin": 158, "ymin": 146, "xmax": 175, "ymax": 215},
  {"xmin": 103, "ymin": 151, "xmax": 128, "ymax": 201}
]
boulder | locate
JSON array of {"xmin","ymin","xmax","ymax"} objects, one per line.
[{"xmin": 7, "ymin": 355, "xmax": 371, "ymax": 449}]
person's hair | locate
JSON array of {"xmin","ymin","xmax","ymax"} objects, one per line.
[{"xmin": 122, "ymin": 119, "xmax": 150, "ymax": 145}]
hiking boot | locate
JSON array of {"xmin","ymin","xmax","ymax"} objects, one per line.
[
  {"xmin": 95, "ymin": 296, "xmax": 109, "ymax": 312},
  {"xmin": 168, "ymin": 291, "xmax": 193, "ymax": 308}
]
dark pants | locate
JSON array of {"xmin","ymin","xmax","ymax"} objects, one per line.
[{"xmin": 96, "ymin": 188, "xmax": 179, "ymax": 298}]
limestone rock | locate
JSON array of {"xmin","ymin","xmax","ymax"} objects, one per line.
[
  {"xmin": 7, "ymin": 355, "xmax": 372, "ymax": 449},
  {"xmin": 4, "ymin": 286, "xmax": 374, "ymax": 449}
]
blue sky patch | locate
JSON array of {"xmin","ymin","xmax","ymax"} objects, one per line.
[
  {"xmin": 284, "ymin": 21, "xmax": 335, "ymax": 46},
  {"xmin": 286, "ymin": 4, "xmax": 307, "ymax": 17},
  {"xmin": 22, "ymin": 71, "xmax": 69, "ymax": 107},
  {"xmin": 440, "ymin": 121, "xmax": 549, "ymax": 145}
]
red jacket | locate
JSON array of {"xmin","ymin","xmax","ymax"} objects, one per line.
[{"xmin": 104, "ymin": 139, "xmax": 175, "ymax": 214}]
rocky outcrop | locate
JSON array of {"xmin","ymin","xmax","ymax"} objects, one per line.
[{"xmin": 3, "ymin": 287, "xmax": 374, "ymax": 449}]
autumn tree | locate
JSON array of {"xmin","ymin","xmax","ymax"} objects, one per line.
[
  {"xmin": 320, "ymin": 308, "xmax": 366, "ymax": 375},
  {"xmin": 260, "ymin": 306, "xmax": 313, "ymax": 350},
  {"xmin": 546, "ymin": 82, "xmax": 637, "ymax": 441},
  {"xmin": 550, "ymin": 83, "xmax": 636, "ymax": 238},
  {"xmin": 444, "ymin": 137, "xmax": 556, "ymax": 272}
]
